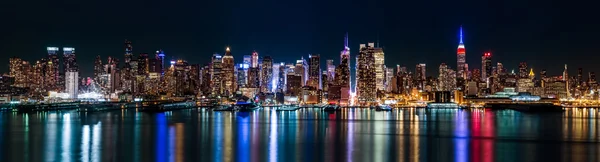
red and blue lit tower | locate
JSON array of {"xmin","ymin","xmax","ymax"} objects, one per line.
[{"xmin": 457, "ymin": 26, "xmax": 466, "ymax": 79}]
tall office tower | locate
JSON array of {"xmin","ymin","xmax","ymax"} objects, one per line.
[
  {"xmin": 496, "ymin": 62, "xmax": 504, "ymax": 75},
  {"xmin": 47, "ymin": 47, "xmax": 60, "ymax": 90},
  {"xmin": 32, "ymin": 59, "xmax": 48, "ymax": 92},
  {"xmin": 260, "ymin": 56, "xmax": 273, "ymax": 93},
  {"xmin": 321, "ymin": 70, "xmax": 329, "ymax": 92},
  {"xmin": 481, "ymin": 52, "xmax": 492, "ymax": 81},
  {"xmin": 236, "ymin": 63, "xmax": 248, "ymax": 88},
  {"xmin": 102, "ymin": 57, "xmax": 121, "ymax": 94},
  {"xmin": 286, "ymin": 71, "xmax": 302, "ymax": 96},
  {"xmin": 295, "ymin": 59, "xmax": 306, "ymax": 86},
  {"xmin": 222, "ymin": 47, "xmax": 235, "ymax": 95},
  {"xmin": 63, "ymin": 47, "xmax": 78, "ymax": 98},
  {"xmin": 156, "ymin": 50, "xmax": 165, "ymax": 75},
  {"xmin": 517, "ymin": 62, "xmax": 528, "ymax": 78},
  {"xmin": 172, "ymin": 59, "xmax": 190, "ymax": 96},
  {"xmin": 563, "ymin": 64, "xmax": 570, "ymax": 98},
  {"xmin": 338, "ymin": 33, "xmax": 351, "ymax": 89},
  {"xmin": 94, "ymin": 56, "xmax": 104, "ymax": 85},
  {"xmin": 278, "ymin": 63, "xmax": 286, "ymax": 92},
  {"xmin": 9, "ymin": 57, "xmax": 26, "ymax": 88},
  {"xmin": 589, "ymin": 72, "xmax": 596, "ymax": 83},
  {"xmin": 211, "ymin": 54, "xmax": 223, "ymax": 95},
  {"xmin": 471, "ymin": 69, "xmax": 481, "ymax": 82},
  {"xmin": 247, "ymin": 67, "xmax": 260, "ymax": 88},
  {"xmin": 356, "ymin": 43, "xmax": 377, "ymax": 104},
  {"xmin": 189, "ymin": 64, "xmax": 201, "ymax": 94},
  {"xmin": 372, "ymin": 42, "xmax": 385, "ymax": 91},
  {"xmin": 439, "ymin": 63, "xmax": 457, "ymax": 91},
  {"xmin": 199, "ymin": 65, "xmax": 212, "ymax": 95},
  {"xmin": 308, "ymin": 54, "xmax": 320, "ymax": 89},
  {"xmin": 272, "ymin": 63, "xmax": 280, "ymax": 92},
  {"xmin": 137, "ymin": 53, "xmax": 149, "ymax": 75},
  {"xmin": 251, "ymin": 51, "xmax": 259, "ymax": 68},
  {"xmin": 243, "ymin": 55, "xmax": 252, "ymax": 66},
  {"xmin": 415, "ymin": 63, "xmax": 426, "ymax": 90},
  {"xmin": 457, "ymin": 26, "xmax": 467, "ymax": 79},
  {"xmin": 385, "ymin": 67, "xmax": 394, "ymax": 92},
  {"xmin": 326, "ymin": 59, "xmax": 335, "ymax": 82},
  {"xmin": 124, "ymin": 40, "xmax": 133, "ymax": 64},
  {"xmin": 577, "ymin": 68, "xmax": 583, "ymax": 86}
]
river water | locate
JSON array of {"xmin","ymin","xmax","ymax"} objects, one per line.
[{"xmin": 0, "ymin": 108, "xmax": 599, "ymax": 162}]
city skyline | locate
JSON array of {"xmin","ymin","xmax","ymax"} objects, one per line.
[{"xmin": 2, "ymin": 29, "xmax": 597, "ymax": 79}]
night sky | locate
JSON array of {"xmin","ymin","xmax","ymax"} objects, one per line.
[{"xmin": 2, "ymin": 0, "xmax": 598, "ymax": 78}]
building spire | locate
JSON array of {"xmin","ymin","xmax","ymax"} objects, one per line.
[
  {"xmin": 459, "ymin": 25, "xmax": 464, "ymax": 44},
  {"xmin": 344, "ymin": 32, "xmax": 349, "ymax": 48}
]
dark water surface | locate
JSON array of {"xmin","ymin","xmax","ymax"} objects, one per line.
[{"xmin": 1, "ymin": 108, "xmax": 599, "ymax": 162}]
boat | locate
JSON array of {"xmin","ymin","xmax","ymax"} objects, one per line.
[
  {"xmin": 322, "ymin": 105, "xmax": 341, "ymax": 111},
  {"xmin": 426, "ymin": 102, "xmax": 460, "ymax": 109},
  {"xmin": 139, "ymin": 101, "xmax": 196, "ymax": 112},
  {"xmin": 213, "ymin": 105, "xmax": 235, "ymax": 111},
  {"xmin": 276, "ymin": 105, "xmax": 300, "ymax": 111},
  {"xmin": 234, "ymin": 102, "xmax": 261, "ymax": 112},
  {"xmin": 375, "ymin": 105, "xmax": 392, "ymax": 111}
]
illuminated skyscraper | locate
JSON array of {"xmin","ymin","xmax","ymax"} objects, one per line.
[
  {"xmin": 415, "ymin": 63, "xmax": 426, "ymax": 90},
  {"xmin": 326, "ymin": 59, "xmax": 335, "ymax": 83},
  {"xmin": 277, "ymin": 62, "xmax": 286, "ymax": 92},
  {"xmin": 251, "ymin": 51, "xmax": 259, "ymax": 68},
  {"xmin": 236, "ymin": 63, "xmax": 248, "ymax": 88},
  {"xmin": 222, "ymin": 47, "xmax": 235, "ymax": 95},
  {"xmin": 481, "ymin": 52, "xmax": 492, "ymax": 81},
  {"xmin": 336, "ymin": 33, "xmax": 351, "ymax": 105},
  {"xmin": 156, "ymin": 50, "xmax": 165, "ymax": 75},
  {"xmin": 564, "ymin": 64, "xmax": 570, "ymax": 98},
  {"xmin": 63, "ymin": 47, "xmax": 78, "ymax": 98},
  {"xmin": 308, "ymin": 54, "xmax": 320, "ymax": 89},
  {"xmin": 9, "ymin": 57, "xmax": 31, "ymax": 88},
  {"xmin": 373, "ymin": 43, "xmax": 385, "ymax": 91},
  {"xmin": 385, "ymin": 67, "xmax": 394, "ymax": 92},
  {"xmin": 211, "ymin": 54, "xmax": 223, "ymax": 95},
  {"xmin": 295, "ymin": 58, "xmax": 307, "ymax": 86},
  {"xmin": 124, "ymin": 40, "xmax": 133, "ymax": 64},
  {"xmin": 457, "ymin": 26, "xmax": 467, "ymax": 79},
  {"xmin": 260, "ymin": 56, "xmax": 273, "ymax": 93},
  {"xmin": 47, "ymin": 47, "xmax": 60, "ymax": 91},
  {"xmin": 518, "ymin": 62, "xmax": 528, "ymax": 79},
  {"xmin": 356, "ymin": 43, "xmax": 377, "ymax": 104}
]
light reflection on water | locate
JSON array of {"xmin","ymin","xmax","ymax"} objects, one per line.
[{"xmin": 0, "ymin": 108, "xmax": 600, "ymax": 161}]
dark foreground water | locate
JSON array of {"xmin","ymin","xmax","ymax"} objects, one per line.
[{"xmin": 1, "ymin": 108, "xmax": 599, "ymax": 162}]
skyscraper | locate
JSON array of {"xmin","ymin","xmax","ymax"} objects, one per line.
[
  {"xmin": 260, "ymin": 56, "xmax": 273, "ymax": 93},
  {"xmin": 156, "ymin": 50, "xmax": 165, "ymax": 75},
  {"xmin": 356, "ymin": 43, "xmax": 377, "ymax": 104},
  {"xmin": 373, "ymin": 43, "xmax": 385, "ymax": 91},
  {"xmin": 457, "ymin": 26, "xmax": 467, "ymax": 79},
  {"xmin": 518, "ymin": 62, "xmax": 528, "ymax": 78},
  {"xmin": 481, "ymin": 52, "xmax": 492, "ymax": 81},
  {"xmin": 47, "ymin": 47, "xmax": 60, "ymax": 91},
  {"xmin": 295, "ymin": 58, "xmax": 308, "ymax": 86},
  {"xmin": 222, "ymin": 47, "xmax": 235, "ymax": 95},
  {"xmin": 211, "ymin": 54, "xmax": 223, "ymax": 95},
  {"xmin": 63, "ymin": 47, "xmax": 78, "ymax": 98},
  {"xmin": 251, "ymin": 51, "xmax": 259, "ymax": 68},
  {"xmin": 326, "ymin": 59, "xmax": 335, "ymax": 83},
  {"xmin": 124, "ymin": 40, "xmax": 133, "ymax": 64},
  {"xmin": 278, "ymin": 62, "xmax": 286, "ymax": 92},
  {"xmin": 9, "ymin": 57, "xmax": 30, "ymax": 88},
  {"xmin": 415, "ymin": 63, "xmax": 426, "ymax": 90},
  {"xmin": 236, "ymin": 63, "xmax": 248, "ymax": 88},
  {"xmin": 308, "ymin": 54, "xmax": 320, "ymax": 89}
]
